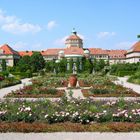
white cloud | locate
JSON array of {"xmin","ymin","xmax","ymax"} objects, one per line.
[
  {"xmin": 2, "ymin": 22, "xmax": 41, "ymax": 34},
  {"xmin": 0, "ymin": 9, "xmax": 17, "ymax": 23},
  {"xmin": 13, "ymin": 41, "xmax": 28, "ymax": 50},
  {"xmin": 54, "ymin": 36, "xmax": 68, "ymax": 46},
  {"xmin": 47, "ymin": 20, "xmax": 57, "ymax": 30},
  {"xmin": 13, "ymin": 42, "xmax": 43, "ymax": 51},
  {"xmin": 115, "ymin": 41, "xmax": 135, "ymax": 49},
  {"xmin": 0, "ymin": 9, "xmax": 42, "ymax": 34},
  {"xmin": 97, "ymin": 31, "xmax": 116, "ymax": 39}
]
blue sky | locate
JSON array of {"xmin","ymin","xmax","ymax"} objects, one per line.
[{"xmin": 0, "ymin": 0, "xmax": 140, "ymax": 51}]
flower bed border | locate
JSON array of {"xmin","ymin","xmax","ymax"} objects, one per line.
[
  {"xmin": 5, "ymin": 90, "xmax": 65, "ymax": 98},
  {"xmin": 0, "ymin": 122, "xmax": 140, "ymax": 132},
  {"xmin": 82, "ymin": 89, "xmax": 140, "ymax": 97}
]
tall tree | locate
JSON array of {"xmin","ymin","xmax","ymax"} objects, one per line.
[
  {"xmin": 17, "ymin": 55, "xmax": 31, "ymax": 72},
  {"xmin": 30, "ymin": 52, "xmax": 45, "ymax": 72}
]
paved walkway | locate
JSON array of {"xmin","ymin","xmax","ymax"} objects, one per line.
[
  {"xmin": 115, "ymin": 77, "xmax": 140, "ymax": 94},
  {"xmin": 0, "ymin": 78, "xmax": 32, "ymax": 98},
  {"xmin": 66, "ymin": 89, "xmax": 85, "ymax": 99},
  {"xmin": 0, "ymin": 132, "xmax": 140, "ymax": 140}
]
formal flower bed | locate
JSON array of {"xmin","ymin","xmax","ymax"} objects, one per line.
[
  {"xmin": 80, "ymin": 76, "xmax": 140, "ymax": 97},
  {"xmin": 1, "ymin": 98, "xmax": 140, "ymax": 132},
  {"xmin": 82, "ymin": 86, "xmax": 140, "ymax": 97},
  {"xmin": 31, "ymin": 76, "xmax": 68, "ymax": 88},
  {"xmin": 79, "ymin": 80, "xmax": 91, "ymax": 87},
  {"xmin": 5, "ymin": 74, "xmax": 68, "ymax": 98},
  {"xmin": 6, "ymin": 86, "xmax": 65, "ymax": 98},
  {"xmin": 78, "ymin": 76, "xmax": 116, "ymax": 87},
  {"xmin": 0, "ymin": 98, "xmax": 140, "ymax": 124}
]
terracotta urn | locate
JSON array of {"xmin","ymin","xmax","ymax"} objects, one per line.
[{"xmin": 69, "ymin": 74, "xmax": 77, "ymax": 87}]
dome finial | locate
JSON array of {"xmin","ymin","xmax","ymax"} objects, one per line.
[
  {"xmin": 137, "ymin": 35, "xmax": 140, "ymax": 39},
  {"xmin": 72, "ymin": 28, "xmax": 77, "ymax": 35}
]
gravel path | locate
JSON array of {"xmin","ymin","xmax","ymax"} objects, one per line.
[
  {"xmin": 66, "ymin": 89, "xmax": 85, "ymax": 99},
  {"xmin": 0, "ymin": 132, "xmax": 140, "ymax": 140},
  {"xmin": 115, "ymin": 77, "xmax": 140, "ymax": 94},
  {"xmin": 0, "ymin": 78, "xmax": 32, "ymax": 98}
]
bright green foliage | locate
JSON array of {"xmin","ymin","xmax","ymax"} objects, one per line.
[{"xmin": 110, "ymin": 63, "xmax": 139, "ymax": 76}]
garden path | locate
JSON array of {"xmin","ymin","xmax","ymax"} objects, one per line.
[
  {"xmin": 0, "ymin": 78, "xmax": 32, "ymax": 98},
  {"xmin": 0, "ymin": 132, "xmax": 140, "ymax": 140},
  {"xmin": 66, "ymin": 89, "xmax": 85, "ymax": 99},
  {"xmin": 115, "ymin": 77, "xmax": 140, "ymax": 94}
]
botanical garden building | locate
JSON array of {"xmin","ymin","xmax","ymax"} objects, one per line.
[{"xmin": 0, "ymin": 29, "xmax": 140, "ymax": 68}]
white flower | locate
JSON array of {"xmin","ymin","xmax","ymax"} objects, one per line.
[
  {"xmin": 66, "ymin": 112, "xmax": 69, "ymax": 116},
  {"xmin": 0, "ymin": 110, "xmax": 7, "ymax": 115},
  {"xmin": 124, "ymin": 113, "xmax": 128, "ymax": 118},
  {"xmin": 45, "ymin": 114, "xmax": 48, "ymax": 118},
  {"xmin": 25, "ymin": 107, "xmax": 31, "ymax": 111},
  {"xmin": 86, "ymin": 120, "xmax": 89, "ymax": 123},
  {"xmin": 29, "ymin": 113, "xmax": 32, "ymax": 116}
]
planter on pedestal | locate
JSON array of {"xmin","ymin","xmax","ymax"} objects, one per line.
[{"xmin": 69, "ymin": 74, "xmax": 77, "ymax": 87}]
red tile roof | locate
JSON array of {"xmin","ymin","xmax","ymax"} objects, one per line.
[
  {"xmin": 42, "ymin": 47, "xmax": 84, "ymax": 56},
  {"xmin": 18, "ymin": 51, "xmax": 34, "ymax": 57},
  {"xmin": 64, "ymin": 46, "xmax": 84, "ymax": 55},
  {"xmin": 66, "ymin": 35, "xmax": 82, "ymax": 40},
  {"xmin": 128, "ymin": 41, "xmax": 140, "ymax": 52},
  {"xmin": 43, "ymin": 49, "xmax": 65, "ymax": 56},
  {"xmin": 107, "ymin": 50, "xmax": 126, "ymax": 58},
  {"xmin": 89, "ymin": 48, "xmax": 108, "ymax": 55},
  {"xmin": 0, "ymin": 44, "xmax": 19, "ymax": 55}
]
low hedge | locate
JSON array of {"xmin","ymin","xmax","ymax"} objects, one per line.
[
  {"xmin": 11, "ymin": 72, "xmax": 32, "ymax": 79},
  {"xmin": 115, "ymin": 71, "xmax": 134, "ymax": 77}
]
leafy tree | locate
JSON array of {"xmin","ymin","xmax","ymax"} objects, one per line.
[
  {"xmin": 17, "ymin": 55, "xmax": 31, "ymax": 72},
  {"xmin": 45, "ymin": 60, "xmax": 55, "ymax": 72},
  {"xmin": 30, "ymin": 52, "xmax": 45, "ymax": 72},
  {"xmin": 92, "ymin": 59, "xmax": 106, "ymax": 72}
]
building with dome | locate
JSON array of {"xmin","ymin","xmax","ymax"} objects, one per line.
[{"xmin": 0, "ymin": 29, "xmax": 140, "ymax": 69}]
